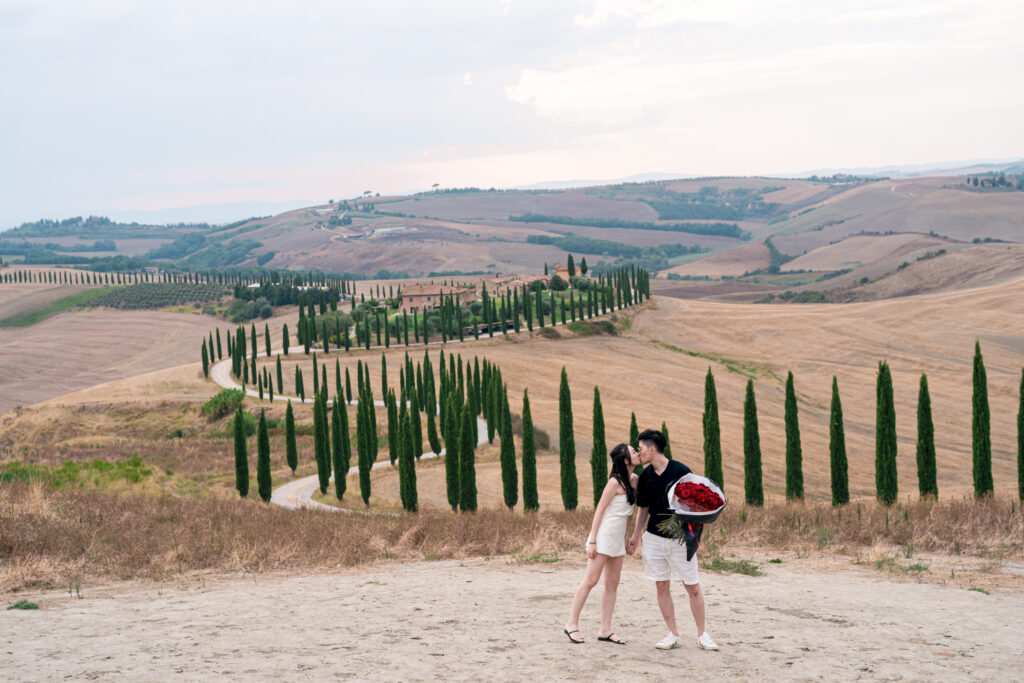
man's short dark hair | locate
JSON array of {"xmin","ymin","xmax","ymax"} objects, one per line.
[{"xmin": 637, "ymin": 429, "xmax": 666, "ymax": 454}]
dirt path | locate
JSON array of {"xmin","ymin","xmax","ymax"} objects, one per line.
[{"xmin": 3, "ymin": 558, "xmax": 1020, "ymax": 681}]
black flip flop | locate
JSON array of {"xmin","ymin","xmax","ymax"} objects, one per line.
[
  {"xmin": 564, "ymin": 628, "xmax": 584, "ymax": 644},
  {"xmin": 597, "ymin": 634, "xmax": 626, "ymax": 645}
]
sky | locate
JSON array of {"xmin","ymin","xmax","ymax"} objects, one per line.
[{"xmin": 1, "ymin": 0, "xmax": 1022, "ymax": 227}]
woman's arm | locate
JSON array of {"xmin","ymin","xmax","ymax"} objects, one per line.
[{"xmin": 586, "ymin": 480, "xmax": 620, "ymax": 557}]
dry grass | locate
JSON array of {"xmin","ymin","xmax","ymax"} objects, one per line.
[
  {"xmin": 0, "ymin": 479, "xmax": 588, "ymax": 593},
  {"xmin": 2, "ymin": 476, "xmax": 1020, "ymax": 595}
]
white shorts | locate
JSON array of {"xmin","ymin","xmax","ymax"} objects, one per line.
[{"xmin": 641, "ymin": 531, "xmax": 699, "ymax": 585}]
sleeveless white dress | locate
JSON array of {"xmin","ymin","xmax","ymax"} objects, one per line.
[{"xmin": 595, "ymin": 493, "xmax": 635, "ymax": 557}]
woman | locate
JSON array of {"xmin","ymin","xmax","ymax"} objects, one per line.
[{"xmin": 563, "ymin": 443, "xmax": 639, "ymax": 645}]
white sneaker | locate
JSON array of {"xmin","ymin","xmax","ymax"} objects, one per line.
[
  {"xmin": 697, "ymin": 632, "xmax": 719, "ymax": 650},
  {"xmin": 655, "ymin": 632, "xmax": 680, "ymax": 650}
]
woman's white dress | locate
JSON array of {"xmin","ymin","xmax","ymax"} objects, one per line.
[{"xmin": 595, "ymin": 493, "xmax": 635, "ymax": 557}]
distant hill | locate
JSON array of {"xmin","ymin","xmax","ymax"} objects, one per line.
[{"xmin": 4, "ymin": 169, "xmax": 1023, "ymax": 299}]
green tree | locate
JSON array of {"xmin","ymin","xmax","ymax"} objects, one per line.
[
  {"xmin": 875, "ymin": 361, "xmax": 898, "ymax": 505},
  {"xmin": 972, "ymin": 341, "xmax": 993, "ymax": 497},
  {"xmin": 521, "ymin": 389, "xmax": 539, "ymax": 511},
  {"xmin": 784, "ymin": 371, "xmax": 803, "ymax": 500},
  {"xmin": 358, "ymin": 392, "xmax": 372, "ymax": 506},
  {"xmin": 233, "ymin": 405, "xmax": 249, "ymax": 498},
  {"xmin": 314, "ymin": 391, "xmax": 331, "ymax": 495},
  {"xmin": 386, "ymin": 390, "xmax": 399, "ymax": 465},
  {"xmin": 567, "ymin": 254, "xmax": 576, "ymax": 278},
  {"xmin": 444, "ymin": 393, "xmax": 460, "ymax": 511},
  {"xmin": 829, "ymin": 377, "xmax": 849, "ymax": 505},
  {"xmin": 332, "ymin": 400, "xmax": 348, "ymax": 500},
  {"xmin": 591, "ymin": 386, "xmax": 608, "ymax": 507},
  {"xmin": 702, "ymin": 368, "xmax": 723, "ymax": 488},
  {"xmin": 264, "ymin": 323, "xmax": 271, "ymax": 357},
  {"xmin": 916, "ymin": 374, "xmax": 938, "ymax": 498},
  {"xmin": 285, "ymin": 400, "xmax": 297, "ymax": 473},
  {"xmin": 201, "ymin": 340, "xmax": 209, "ymax": 378},
  {"xmin": 459, "ymin": 402, "xmax": 477, "ymax": 512},
  {"xmin": 629, "ymin": 412, "xmax": 639, "ymax": 449},
  {"xmin": 743, "ymin": 380, "xmax": 763, "ymax": 506},
  {"xmin": 426, "ymin": 398, "xmax": 441, "ymax": 455},
  {"xmin": 399, "ymin": 411, "xmax": 417, "ymax": 512},
  {"xmin": 282, "ymin": 323, "xmax": 290, "ymax": 355},
  {"xmin": 661, "ymin": 421, "xmax": 672, "ymax": 459},
  {"xmin": 276, "ymin": 355, "xmax": 284, "ymax": 395},
  {"xmin": 410, "ymin": 390, "xmax": 423, "ymax": 460},
  {"xmin": 257, "ymin": 409, "xmax": 271, "ymax": 502},
  {"xmin": 499, "ymin": 386, "xmax": 518, "ymax": 510},
  {"xmin": 559, "ymin": 367, "xmax": 578, "ymax": 510}
]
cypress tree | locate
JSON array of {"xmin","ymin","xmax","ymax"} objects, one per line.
[
  {"xmin": 216, "ymin": 329, "xmax": 223, "ymax": 360},
  {"xmin": 314, "ymin": 391, "xmax": 331, "ymax": 495},
  {"xmin": 264, "ymin": 324, "xmax": 271, "ymax": 357},
  {"xmin": 345, "ymin": 367, "xmax": 352, "ymax": 404},
  {"xmin": 591, "ymin": 386, "xmax": 608, "ymax": 507},
  {"xmin": 295, "ymin": 367, "xmax": 305, "ymax": 402},
  {"xmin": 972, "ymin": 341, "xmax": 993, "ymax": 497},
  {"xmin": 381, "ymin": 354, "xmax": 389, "ymax": 403},
  {"xmin": 410, "ymin": 390, "xmax": 423, "ymax": 459},
  {"xmin": 257, "ymin": 409, "xmax": 271, "ymax": 502},
  {"xmin": 916, "ymin": 374, "xmax": 938, "ymax": 498},
  {"xmin": 558, "ymin": 367, "xmax": 578, "ymax": 511},
  {"xmin": 201, "ymin": 340, "xmax": 209, "ymax": 378},
  {"xmin": 312, "ymin": 353, "xmax": 319, "ymax": 395},
  {"xmin": 233, "ymin": 406, "xmax": 249, "ymax": 498},
  {"xmin": 829, "ymin": 377, "xmax": 849, "ymax": 506},
  {"xmin": 358, "ymin": 392, "xmax": 371, "ymax": 505},
  {"xmin": 703, "ymin": 368, "xmax": 723, "ymax": 488},
  {"xmin": 629, "ymin": 412, "xmax": 639, "ymax": 449},
  {"xmin": 785, "ymin": 371, "xmax": 804, "ymax": 500},
  {"xmin": 875, "ymin": 361, "xmax": 898, "ymax": 505},
  {"xmin": 522, "ymin": 389, "xmax": 539, "ymax": 511},
  {"xmin": 285, "ymin": 400, "xmax": 297, "ymax": 473},
  {"xmin": 337, "ymin": 396, "xmax": 351, "ymax": 499},
  {"xmin": 426, "ymin": 397, "xmax": 441, "ymax": 455},
  {"xmin": 1018, "ymin": 368, "xmax": 1023, "ymax": 501},
  {"xmin": 331, "ymin": 400, "xmax": 344, "ymax": 499},
  {"xmin": 386, "ymin": 390, "xmax": 399, "ymax": 465},
  {"xmin": 499, "ymin": 386, "xmax": 518, "ymax": 509},
  {"xmin": 399, "ymin": 411, "xmax": 417, "ymax": 512},
  {"xmin": 276, "ymin": 355, "xmax": 283, "ymax": 394},
  {"xmin": 459, "ymin": 402, "xmax": 478, "ymax": 512},
  {"xmin": 742, "ymin": 380, "xmax": 763, "ymax": 506},
  {"xmin": 567, "ymin": 254, "xmax": 576, "ymax": 278},
  {"xmin": 661, "ymin": 421, "xmax": 672, "ymax": 459},
  {"xmin": 444, "ymin": 393, "xmax": 460, "ymax": 511}
]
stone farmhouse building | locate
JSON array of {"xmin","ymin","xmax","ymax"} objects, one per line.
[{"xmin": 398, "ymin": 284, "xmax": 477, "ymax": 315}]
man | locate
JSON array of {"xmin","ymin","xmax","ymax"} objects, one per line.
[{"xmin": 627, "ymin": 428, "xmax": 718, "ymax": 651}]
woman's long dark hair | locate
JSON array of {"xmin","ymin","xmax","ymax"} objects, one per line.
[{"xmin": 609, "ymin": 443, "xmax": 635, "ymax": 505}]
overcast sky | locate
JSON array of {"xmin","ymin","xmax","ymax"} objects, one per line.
[{"xmin": 1, "ymin": 0, "xmax": 1022, "ymax": 227}]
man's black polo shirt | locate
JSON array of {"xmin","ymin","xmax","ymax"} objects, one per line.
[{"xmin": 636, "ymin": 459, "xmax": 691, "ymax": 537}]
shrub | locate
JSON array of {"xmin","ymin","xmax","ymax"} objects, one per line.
[{"xmin": 200, "ymin": 389, "xmax": 245, "ymax": 421}]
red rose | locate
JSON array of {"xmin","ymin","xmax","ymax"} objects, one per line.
[{"xmin": 674, "ymin": 482, "xmax": 723, "ymax": 512}]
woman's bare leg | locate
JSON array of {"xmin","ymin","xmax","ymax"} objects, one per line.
[
  {"xmin": 565, "ymin": 554, "xmax": 608, "ymax": 642},
  {"xmin": 598, "ymin": 555, "xmax": 625, "ymax": 639}
]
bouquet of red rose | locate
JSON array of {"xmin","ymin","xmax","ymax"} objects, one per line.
[
  {"xmin": 657, "ymin": 473, "xmax": 727, "ymax": 559},
  {"xmin": 674, "ymin": 481, "xmax": 724, "ymax": 512}
]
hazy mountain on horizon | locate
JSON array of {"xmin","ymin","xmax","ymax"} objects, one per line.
[{"xmin": 4, "ymin": 157, "xmax": 1021, "ymax": 230}]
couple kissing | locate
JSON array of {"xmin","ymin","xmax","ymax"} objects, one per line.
[{"xmin": 563, "ymin": 428, "xmax": 718, "ymax": 651}]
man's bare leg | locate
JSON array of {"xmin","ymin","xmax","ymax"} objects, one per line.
[
  {"xmin": 655, "ymin": 580, "xmax": 678, "ymax": 635},
  {"xmin": 684, "ymin": 582, "xmax": 705, "ymax": 635}
]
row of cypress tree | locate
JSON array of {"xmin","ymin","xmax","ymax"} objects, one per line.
[{"xmin": 708, "ymin": 341, "xmax": 1019, "ymax": 507}]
